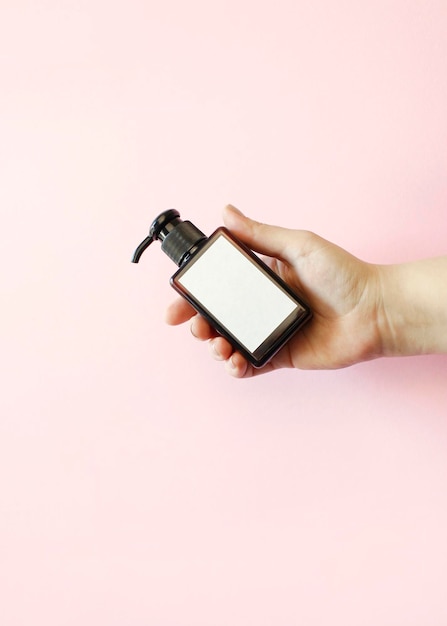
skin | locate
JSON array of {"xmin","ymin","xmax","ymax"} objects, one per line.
[{"xmin": 166, "ymin": 205, "xmax": 447, "ymax": 378}]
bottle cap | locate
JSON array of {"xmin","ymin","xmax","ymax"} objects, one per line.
[{"xmin": 132, "ymin": 210, "xmax": 207, "ymax": 266}]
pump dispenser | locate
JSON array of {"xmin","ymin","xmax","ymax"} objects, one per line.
[
  {"xmin": 132, "ymin": 209, "xmax": 207, "ymax": 266},
  {"xmin": 132, "ymin": 210, "xmax": 312, "ymax": 367}
]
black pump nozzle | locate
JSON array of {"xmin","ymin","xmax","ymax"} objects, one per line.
[
  {"xmin": 132, "ymin": 209, "xmax": 207, "ymax": 266},
  {"xmin": 131, "ymin": 209, "xmax": 181, "ymax": 263}
]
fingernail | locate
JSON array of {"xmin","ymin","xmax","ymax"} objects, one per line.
[
  {"xmin": 210, "ymin": 339, "xmax": 222, "ymax": 360},
  {"xmin": 190, "ymin": 318, "xmax": 198, "ymax": 338},
  {"xmin": 225, "ymin": 354, "xmax": 241, "ymax": 377},
  {"xmin": 229, "ymin": 354, "xmax": 238, "ymax": 369}
]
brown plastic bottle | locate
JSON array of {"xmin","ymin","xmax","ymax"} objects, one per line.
[{"xmin": 132, "ymin": 210, "xmax": 312, "ymax": 368}]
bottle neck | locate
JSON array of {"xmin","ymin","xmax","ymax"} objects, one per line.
[{"xmin": 161, "ymin": 221, "xmax": 207, "ymax": 266}]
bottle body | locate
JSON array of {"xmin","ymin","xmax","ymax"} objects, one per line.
[{"xmin": 171, "ymin": 227, "xmax": 312, "ymax": 367}]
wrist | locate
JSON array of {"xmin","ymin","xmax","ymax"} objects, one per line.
[
  {"xmin": 375, "ymin": 259, "xmax": 447, "ymax": 358},
  {"xmin": 375, "ymin": 264, "xmax": 408, "ymax": 357}
]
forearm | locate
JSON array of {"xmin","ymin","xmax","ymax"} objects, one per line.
[{"xmin": 376, "ymin": 257, "xmax": 447, "ymax": 357}]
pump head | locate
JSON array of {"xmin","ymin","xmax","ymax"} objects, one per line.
[{"xmin": 132, "ymin": 209, "xmax": 207, "ymax": 266}]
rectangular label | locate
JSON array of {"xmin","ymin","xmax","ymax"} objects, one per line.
[{"xmin": 177, "ymin": 234, "xmax": 302, "ymax": 353}]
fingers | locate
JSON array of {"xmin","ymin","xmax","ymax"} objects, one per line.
[
  {"xmin": 209, "ymin": 339, "xmax": 281, "ymax": 378},
  {"xmin": 166, "ymin": 300, "xmax": 251, "ymax": 376},
  {"xmin": 222, "ymin": 204, "xmax": 312, "ymax": 264},
  {"xmin": 208, "ymin": 336, "xmax": 232, "ymax": 361},
  {"xmin": 190, "ymin": 313, "xmax": 217, "ymax": 341},
  {"xmin": 165, "ymin": 297, "xmax": 196, "ymax": 325},
  {"xmin": 166, "ymin": 298, "xmax": 217, "ymax": 340},
  {"xmin": 223, "ymin": 353, "xmax": 279, "ymax": 378},
  {"xmin": 166, "ymin": 299, "xmax": 279, "ymax": 378},
  {"xmin": 210, "ymin": 341, "xmax": 251, "ymax": 377}
]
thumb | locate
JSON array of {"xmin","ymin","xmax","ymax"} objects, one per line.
[{"xmin": 222, "ymin": 204, "xmax": 305, "ymax": 264}]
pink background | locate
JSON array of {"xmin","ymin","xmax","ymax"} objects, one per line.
[{"xmin": 1, "ymin": 1, "xmax": 447, "ymax": 624}]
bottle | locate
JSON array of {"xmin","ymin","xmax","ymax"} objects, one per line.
[{"xmin": 132, "ymin": 210, "xmax": 312, "ymax": 368}]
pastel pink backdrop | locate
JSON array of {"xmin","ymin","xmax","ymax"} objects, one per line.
[{"xmin": 1, "ymin": 1, "xmax": 447, "ymax": 625}]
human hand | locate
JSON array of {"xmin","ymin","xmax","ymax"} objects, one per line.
[{"xmin": 166, "ymin": 205, "xmax": 383, "ymax": 377}]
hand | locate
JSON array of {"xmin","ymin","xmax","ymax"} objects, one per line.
[{"xmin": 166, "ymin": 205, "xmax": 383, "ymax": 377}]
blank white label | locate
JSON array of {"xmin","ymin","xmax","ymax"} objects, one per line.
[{"xmin": 177, "ymin": 234, "xmax": 302, "ymax": 353}]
